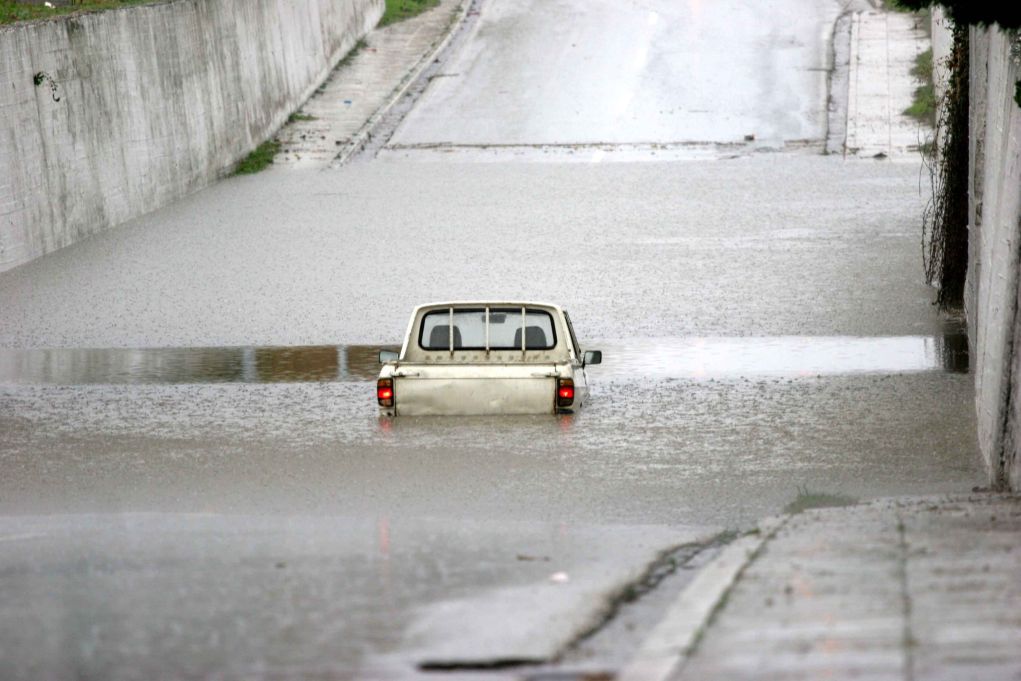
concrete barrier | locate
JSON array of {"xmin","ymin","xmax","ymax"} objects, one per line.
[
  {"xmin": 966, "ymin": 26, "xmax": 1021, "ymax": 489},
  {"xmin": 0, "ymin": 0, "xmax": 383, "ymax": 272},
  {"xmin": 930, "ymin": 8, "xmax": 953, "ymax": 104}
]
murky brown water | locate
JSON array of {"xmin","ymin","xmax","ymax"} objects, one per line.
[{"xmin": 0, "ymin": 334, "xmax": 967, "ymax": 385}]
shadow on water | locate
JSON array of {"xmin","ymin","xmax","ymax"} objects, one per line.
[{"xmin": 0, "ymin": 334, "xmax": 968, "ymax": 385}]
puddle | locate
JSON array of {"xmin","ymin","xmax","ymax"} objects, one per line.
[{"xmin": 0, "ymin": 335, "xmax": 967, "ymax": 385}]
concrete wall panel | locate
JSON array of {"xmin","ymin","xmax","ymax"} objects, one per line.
[
  {"xmin": 965, "ymin": 30, "xmax": 989, "ymax": 346},
  {"xmin": 968, "ymin": 26, "xmax": 1021, "ymax": 488},
  {"xmin": 0, "ymin": 0, "xmax": 383, "ymax": 272}
]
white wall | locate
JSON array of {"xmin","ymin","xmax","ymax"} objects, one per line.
[{"xmin": 0, "ymin": 0, "xmax": 383, "ymax": 272}]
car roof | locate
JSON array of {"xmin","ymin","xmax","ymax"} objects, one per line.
[{"xmin": 412, "ymin": 301, "xmax": 564, "ymax": 315}]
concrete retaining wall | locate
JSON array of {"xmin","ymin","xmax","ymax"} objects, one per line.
[
  {"xmin": 965, "ymin": 26, "xmax": 1021, "ymax": 489},
  {"xmin": 930, "ymin": 8, "xmax": 953, "ymax": 104},
  {"xmin": 0, "ymin": 0, "xmax": 383, "ymax": 272}
]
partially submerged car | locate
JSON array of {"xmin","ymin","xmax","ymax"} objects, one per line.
[{"xmin": 377, "ymin": 302, "xmax": 601, "ymax": 416}]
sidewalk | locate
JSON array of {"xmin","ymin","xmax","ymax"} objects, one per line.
[
  {"xmin": 273, "ymin": 0, "xmax": 466, "ymax": 170},
  {"xmin": 834, "ymin": 10, "xmax": 931, "ymax": 159},
  {"xmin": 626, "ymin": 494, "xmax": 1021, "ymax": 681}
]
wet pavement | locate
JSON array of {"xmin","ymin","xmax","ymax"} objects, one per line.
[
  {"xmin": 384, "ymin": 0, "xmax": 843, "ymax": 158},
  {"xmin": 669, "ymin": 494, "xmax": 1021, "ymax": 681}
]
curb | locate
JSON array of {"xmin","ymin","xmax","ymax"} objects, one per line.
[
  {"xmin": 330, "ymin": 0, "xmax": 474, "ymax": 167},
  {"xmin": 616, "ymin": 516, "xmax": 789, "ymax": 681}
]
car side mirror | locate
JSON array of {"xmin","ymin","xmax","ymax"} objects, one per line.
[
  {"xmin": 583, "ymin": 350, "xmax": 602, "ymax": 366},
  {"xmin": 379, "ymin": 350, "xmax": 399, "ymax": 363}
]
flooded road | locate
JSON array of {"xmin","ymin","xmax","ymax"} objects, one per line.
[
  {"xmin": 0, "ymin": 158, "xmax": 945, "ymax": 349},
  {"xmin": 0, "ymin": 0, "xmax": 975, "ymax": 674},
  {"xmin": 0, "ymin": 155, "xmax": 983, "ymax": 678},
  {"xmin": 0, "ymin": 349, "xmax": 981, "ymax": 676},
  {"xmin": 0, "ymin": 334, "xmax": 967, "ymax": 385},
  {"xmin": 0, "ymin": 334, "xmax": 969, "ymax": 385}
]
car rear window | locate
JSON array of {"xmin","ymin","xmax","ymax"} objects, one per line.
[{"xmin": 419, "ymin": 308, "xmax": 557, "ymax": 351}]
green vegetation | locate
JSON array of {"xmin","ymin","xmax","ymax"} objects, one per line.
[
  {"xmin": 783, "ymin": 487, "xmax": 858, "ymax": 515},
  {"xmin": 905, "ymin": 90, "xmax": 936, "ymax": 123},
  {"xmin": 911, "ymin": 47, "xmax": 934, "ymax": 82},
  {"xmin": 904, "ymin": 48, "xmax": 936, "ymax": 124},
  {"xmin": 287, "ymin": 112, "xmax": 316, "ymax": 123},
  {"xmin": 881, "ymin": 0, "xmax": 914, "ymax": 12},
  {"xmin": 233, "ymin": 140, "xmax": 280, "ymax": 175},
  {"xmin": 380, "ymin": 0, "xmax": 439, "ymax": 27},
  {"xmin": 337, "ymin": 39, "xmax": 366, "ymax": 70},
  {"xmin": 1, "ymin": 0, "xmax": 154, "ymax": 25}
]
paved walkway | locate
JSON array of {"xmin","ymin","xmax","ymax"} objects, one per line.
[
  {"xmin": 840, "ymin": 10, "xmax": 932, "ymax": 159},
  {"xmin": 273, "ymin": 0, "xmax": 465, "ymax": 170},
  {"xmin": 639, "ymin": 494, "xmax": 1021, "ymax": 681}
]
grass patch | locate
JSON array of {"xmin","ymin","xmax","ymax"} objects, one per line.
[
  {"xmin": 233, "ymin": 140, "xmax": 280, "ymax": 175},
  {"xmin": 904, "ymin": 48, "xmax": 936, "ymax": 124},
  {"xmin": 783, "ymin": 486, "xmax": 858, "ymax": 515},
  {"xmin": 911, "ymin": 48, "xmax": 933, "ymax": 81},
  {"xmin": 881, "ymin": 0, "xmax": 912, "ymax": 11},
  {"xmin": 336, "ymin": 38, "xmax": 367, "ymax": 70},
  {"xmin": 380, "ymin": 0, "xmax": 439, "ymax": 26},
  {"xmin": 287, "ymin": 112, "xmax": 316, "ymax": 123},
  {"xmin": 904, "ymin": 84, "xmax": 936, "ymax": 122},
  {"xmin": 1, "ymin": 0, "xmax": 155, "ymax": 25}
]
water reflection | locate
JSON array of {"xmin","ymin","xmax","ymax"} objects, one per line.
[
  {"xmin": 590, "ymin": 334, "xmax": 969, "ymax": 379},
  {"xmin": 928, "ymin": 333, "xmax": 969, "ymax": 373},
  {"xmin": 0, "ymin": 334, "xmax": 967, "ymax": 385},
  {"xmin": 0, "ymin": 345, "xmax": 398, "ymax": 385}
]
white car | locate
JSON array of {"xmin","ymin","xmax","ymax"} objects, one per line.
[{"xmin": 377, "ymin": 302, "xmax": 601, "ymax": 416}]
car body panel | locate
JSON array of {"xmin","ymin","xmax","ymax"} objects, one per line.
[{"xmin": 379, "ymin": 302, "xmax": 595, "ymax": 416}]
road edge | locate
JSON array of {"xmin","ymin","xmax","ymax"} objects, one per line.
[
  {"xmin": 330, "ymin": 0, "xmax": 474, "ymax": 167},
  {"xmin": 616, "ymin": 515, "xmax": 789, "ymax": 681}
]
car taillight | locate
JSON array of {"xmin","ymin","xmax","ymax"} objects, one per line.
[
  {"xmin": 557, "ymin": 378, "xmax": 574, "ymax": 408},
  {"xmin": 377, "ymin": 378, "xmax": 394, "ymax": 407}
]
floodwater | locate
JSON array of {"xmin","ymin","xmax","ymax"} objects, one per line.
[
  {"xmin": 0, "ymin": 157, "xmax": 984, "ymax": 679},
  {"xmin": 0, "ymin": 0, "xmax": 978, "ymax": 673},
  {"xmin": 0, "ymin": 334, "xmax": 968, "ymax": 385}
]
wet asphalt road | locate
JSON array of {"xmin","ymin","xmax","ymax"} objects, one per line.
[
  {"xmin": 386, "ymin": 0, "xmax": 842, "ymax": 153},
  {"xmin": 0, "ymin": 0, "xmax": 981, "ymax": 678}
]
